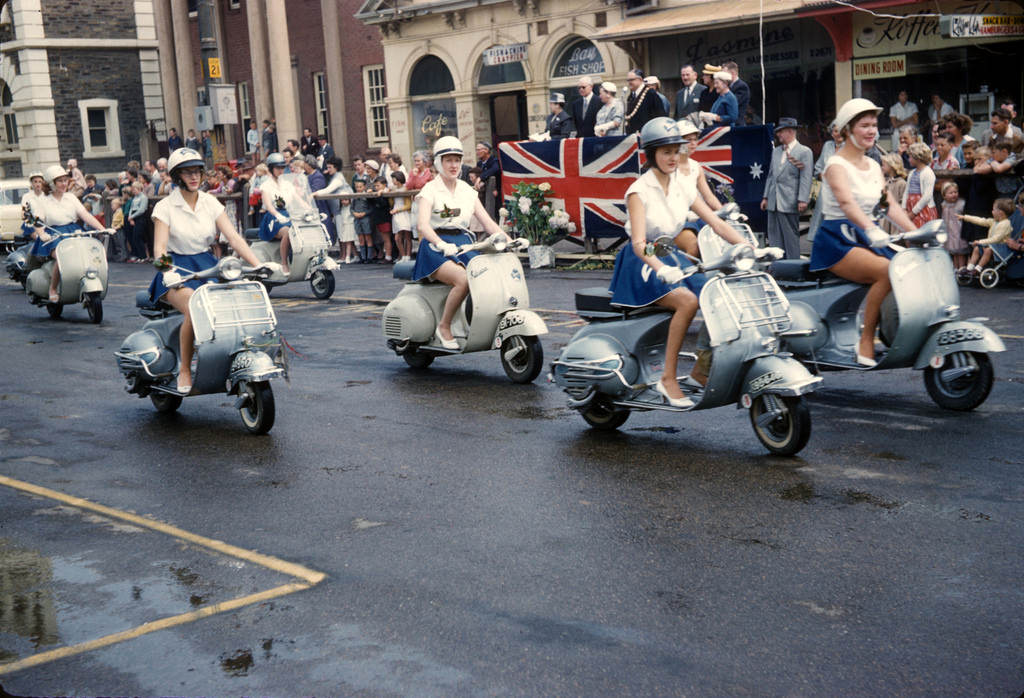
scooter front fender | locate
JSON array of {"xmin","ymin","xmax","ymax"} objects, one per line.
[
  {"xmin": 80, "ymin": 275, "xmax": 104, "ymax": 296},
  {"xmin": 494, "ymin": 309, "xmax": 548, "ymax": 348},
  {"xmin": 913, "ymin": 321, "xmax": 1006, "ymax": 369},
  {"xmin": 740, "ymin": 354, "xmax": 822, "ymax": 403},
  {"xmin": 229, "ymin": 350, "xmax": 283, "ymax": 389}
]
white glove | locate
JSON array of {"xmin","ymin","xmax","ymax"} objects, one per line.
[
  {"xmin": 656, "ymin": 265, "xmax": 686, "ymax": 285},
  {"xmin": 594, "ymin": 121, "xmax": 617, "ymax": 137},
  {"xmin": 262, "ymin": 261, "xmax": 283, "ymax": 274},
  {"xmin": 758, "ymin": 246, "xmax": 785, "ymax": 260},
  {"xmin": 162, "ymin": 271, "xmax": 183, "ymax": 288},
  {"xmin": 529, "ymin": 131, "xmax": 551, "ymax": 142},
  {"xmin": 438, "ymin": 242, "xmax": 459, "ymax": 257},
  {"xmin": 698, "ymin": 111, "xmax": 715, "ymax": 126},
  {"xmin": 865, "ymin": 225, "xmax": 889, "ymax": 247}
]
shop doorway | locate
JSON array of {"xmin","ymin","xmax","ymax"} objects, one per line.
[{"xmin": 489, "ymin": 92, "xmax": 528, "ymax": 144}]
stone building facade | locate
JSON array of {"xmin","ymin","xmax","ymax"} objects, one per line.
[{"xmin": 0, "ymin": 0, "xmax": 163, "ymax": 176}]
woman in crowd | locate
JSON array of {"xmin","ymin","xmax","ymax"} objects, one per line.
[
  {"xmin": 148, "ymin": 148, "xmax": 265, "ymax": 394},
  {"xmin": 31, "ymin": 165, "xmax": 108, "ymax": 302},
  {"xmin": 941, "ymin": 113, "xmax": 975, "ymax": 166},
  {"xmin": 809, "ymin": 98, "xmax": 916, "ymax": 367},
  {"xmin": 406, "ymin": 150, "xmax": 434, "ymax": 245},
  {"xmin": 609, "ymin": 118, "xmax": 745, "ymax": 406},
  {"xmin": 412, "ymin": 136, "xmax": 505, "ymax": 349},
  {"xmin": 594, "ymin": 81, "xmax": 625, "ymax": 137}
]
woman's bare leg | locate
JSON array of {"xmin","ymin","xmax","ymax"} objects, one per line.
[
  {"xmin": 830, "ymin": 247, "xmax": 891, "ymax": 359},
  {"xmin": 655, "ymin": 287, "xmax": 699, "ymax": 398},
  {"xmin": 432, "ymin": 260, "xmax": 469, "ymax": 340},
  {"xmin": 164, "ymin": 287, "xmax": 196, "ymax": 391}
]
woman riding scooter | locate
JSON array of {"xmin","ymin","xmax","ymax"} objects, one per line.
[
  {"xmin": 609, "ymin": 117, "xmax": 746, "ymax": 407},
  {"xmin": 20, "ymin": 171, "xmax": 47, "ymax": 238},
  {"xmin": 149, "ymin": 147, "xmax": 267, "ymax": 394},
  {"xmin": 31, "ymin": 164, "xmax": 108, "ymax": 303},
  {"xmin": 808, "ymin": 98, "xmax": 916, "ymax": 367},
  {"xmin": 257, "ymin": 152, "xmax": 297, "ymax": 275},
  {"xmin": 412, "ymin": 135, "xmax": 506, "ymax": 349}
]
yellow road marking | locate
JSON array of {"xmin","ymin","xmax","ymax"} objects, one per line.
[
  {"xmin": 999, "ymin": 333, "xmax": 1024, "ymax": 339},
  {"xmin": 0, "ymin": 474, "xmax": 325, "ymax": 676}
]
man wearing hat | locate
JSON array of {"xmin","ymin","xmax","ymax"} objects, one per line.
[
  {"xmin": 761, "ymin": 117, "xmax": 813, "ymax": 259},
  {"xmin": 475, "ymin": 141, "xmax": 501, "ymax": 218},
  {"xmin": 546, "ymin": 93, "xmax": 576, "ymax": 139}
]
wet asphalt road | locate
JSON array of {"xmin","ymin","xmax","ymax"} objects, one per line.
[{"xmin": 1, "ymin": 260, "xmax": 1023, "ymax": 696}]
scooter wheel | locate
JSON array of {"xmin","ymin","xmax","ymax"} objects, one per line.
[
  {"xmin": 978, "ymin": 268, "xmax": 999, "ymax": 289},
  {"xmin": 310, "ymin": 269, "xmax": 335, "ymax": 299},
  {"xmin": 500, "ymin": 335, "xmax": 544, "ymax": 384},
  {"xmin": 403, "ymin": 349, "xmax": 434, "ymax": 369},
  {"xmin": 150, "ymin": 392, "xmax": 183, "ymax": 413},
  {"xmin": 749, "ymin": 394, "xmax": 811, "ymax": 456},
  {"xmin": 239, "ymin": 380, "xmax": 276, "ymax": 434},
  {"xmin": 46, "ymin": 302, "xmax": 63, "ymax": 319},
  {"xmin": 924, "ymin": 351, "xmax": 993, "ymax": 411},
  {"xmin": 85, "ymin": 293, "xmax": 103, "ymax": 324},
  {"xmin": 580, "ymin": 395, "xmax": 630, "ymax": 431}
]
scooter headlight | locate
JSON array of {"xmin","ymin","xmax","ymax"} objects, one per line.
[
  {"xmin": 85, "ymin": 267, "xmax": 99, "ymax": 279},
  {"xmin": 219, "ymin": 257, "xmax": 243, "ymax": 280},
  {"xmin": 934, "ymin": 230, "xmax": 948, "ymax": 246},
  {"xmin": 731, "ymin": 244, "xmax": 756, "ymax": 272}
]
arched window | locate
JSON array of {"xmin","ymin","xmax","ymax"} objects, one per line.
[
  {"xmin": 551, "ymin": 39, "xmax": 605, "ymax": 79},
  {"xmin": 1, "ymin": 81, "xmax": 17, "ymax": 147},
  {"xmin": 409, "ymin": 56, "xmax": 456, "ymax": 151},
  {"xmin": 409, "ymin": 55, "xmax": 455, "ymax": 96}
]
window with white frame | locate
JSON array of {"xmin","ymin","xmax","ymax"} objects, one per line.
[
  {"xmin": 77, "ymin": 98, "xmax": 124, "ymax": 158},
  {"xmin": 313, "ymin": 72, "xmax": 328, "ymax": 140},
  {"xmin": 362, "ymin": 65, "xmax": 388, "ymax": 145},
  {"xmin": 237, "ymin": 81, "xmax": 251, "ymax": 123}
]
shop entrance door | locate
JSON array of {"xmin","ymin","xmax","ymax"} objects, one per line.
[{"xmin": 489, "ymin": 92, "xmax": 527, "ymax": 144}]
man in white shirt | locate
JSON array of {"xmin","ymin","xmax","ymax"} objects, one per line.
[
  {"xmin": 889, "ymin": 90, "xmax": 919, "ymax": 149},
  {"xmin": 674, "ymin": 64, "xmax": 705, "ymax": 122}
]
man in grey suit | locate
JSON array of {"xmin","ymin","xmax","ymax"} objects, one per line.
[
  {"xmin": 761, "ymin": 117, "xmax": 813, "ymax": 259},
  {"xmin": 674, "ymin": 64, "xmax": 705, "ymax": 121}
]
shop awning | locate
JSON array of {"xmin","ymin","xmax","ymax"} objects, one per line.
[{"xmin": 594, "ymin": 0, "xmax": 811, "ymax": 41}]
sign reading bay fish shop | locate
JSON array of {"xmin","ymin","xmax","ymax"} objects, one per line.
[{"xmin": 941, "ymin": 14, "xmax": 1024, "ymax": 37}]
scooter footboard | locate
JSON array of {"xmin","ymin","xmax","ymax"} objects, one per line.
[
  {"xmin": 495, "ymin": 310, "xmax": 548, "ymax": 346},
  {"xmin": 913, "ymin": 322, "xmax": 1006, "ymax": 369},
  {"xmin": 742, "ymin": 355, "xmax": 822, "ymax": 400}
]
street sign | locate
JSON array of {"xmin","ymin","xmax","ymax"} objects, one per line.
[
  {"xmin": 483, "ymin": 43, "xmax": 527, "ymax": 66},
  {"xmin": 207, "ymin": 57, "xmax": 222, "ymax": 79},
  {"xmin": 940, "ymin": 14, "xmax": 1024, "ymax": 38}
]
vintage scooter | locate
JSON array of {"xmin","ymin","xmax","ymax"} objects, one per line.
[
  {"xmin": 250, "ymin": 172, "xmax": 338, "ymax": 299},
  {"xmin": 115, "ymin": 257, "xmax": 287, "ymax": 434},
  {"xmin": 769, "ymin": 218, "xmax": 1005, "ymax": 410},
  {"xmin": 382, "ymin": 231, "xmax": 548, "ymax": 383},
  {"xmin": 5, "ymin": 240, "xmax": 33, "ymax": 288},
  {"xmin": 551, "ymin": 241, "xmax": 821, "ymax": 456},
  {"xmin": 24, "ymin": 224, "xmax": 109, "ymax": 323}
]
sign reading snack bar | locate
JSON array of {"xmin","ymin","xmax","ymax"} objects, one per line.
[
  {"xmin": 853, "ymin": 0, "xmax": 1020, "ymax": 56},
  {"xmin": 852, "ymin": 54, "xmax": 907, "ymax": 80},
  {"xmin": 941, "ymin": 14, "xmax": 1024, "ymax": 37}
]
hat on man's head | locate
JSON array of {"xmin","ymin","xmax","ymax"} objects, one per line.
[
  {"xmin": 478, "ymin": 141, "xmax": 493, "ymax": 152},
  {"xmin": 550, "ymin": 92, "xmax": 566, "ymax": 104},
  {"xmin": 774, "ymin": 117, "xmax": 800, "ymax": 133},
  {"xmin": 702, "ymin": 64, "xmax": 723, "ymax": 75}
]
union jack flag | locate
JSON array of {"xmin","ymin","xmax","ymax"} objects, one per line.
[{"xmin": 499, "ymin": 126, "xmax": 774, "ymax": 238}]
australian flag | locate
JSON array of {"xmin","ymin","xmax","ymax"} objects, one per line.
[{"xmin": 499, "ymin": 126, "xmax": 774, "ymax": 238}]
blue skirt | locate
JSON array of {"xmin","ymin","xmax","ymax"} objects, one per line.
[
  {"xmin": 30, "ymin": 223, "xmax": 80, "ymax": 257},
  {"xmin": 148, "ymin": 251, "xmax": 218, "ymax": 302},
  {"xmin": 809, "ymin": 218, "xmax": 896, "ymax": 272},
  {"xmin": 258, "ymin": 208, "xmax": 289, "ymax": 241},
  {"xmin": 411, "ymin": 231, "xmax": 478, "ymax": 281},
  {"xmin": 608, "ymin": 245, "xmax": 706, "ymax": 308}
]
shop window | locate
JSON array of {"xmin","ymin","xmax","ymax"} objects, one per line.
[
  {"xmin": 1, "ymin": 81, "xmax": 17, "ymax": 148},
  {"xmin": 77, "ymin": 98, "xmax": 124, "ymax": 158},
  {"xmin": 412, "ymin": 98, "xmax": 456, "ymax": 152},
  {"xmin": 409, "ymin": 55, "xmax": 455, "ymax": 96},
  {"xmin": 551, "ymin": 39, "xmax": 605, "ymax": 80},
  {"xmin": 363, "ymin": 65, "xmax": 389, "ymax": 145},
  {"xmin": 313, "ymin": 72, "xmax": 328, "ymax": 140},
  {"xmin": 479, "ymin": 60, "xmax": 526, "ymax": 87}
]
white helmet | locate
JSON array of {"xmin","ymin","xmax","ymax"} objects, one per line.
[
  {"xmin": 677, "ymin": 120, "xmax": 700, "ymax": 138},
  {"xmin": 44, "ymin": 164, "xmax": 68, "ymax": 185},
  {"xmin": 834, "ymin": 98, "xmax": 882, "ymax": 133},
  {"xmin": 28, "ymin": 171, "xmax": 45, "ymax": 182},
  {"xmin": 167, "ymin": 147, "xmax": 205, "ymax": 175},
  {"xmin": 432, "ymin": 135, "xmax": 463, "ymax": 171}
]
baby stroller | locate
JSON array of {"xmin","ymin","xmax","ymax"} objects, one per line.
[{"xmin": 958, "ymin": 193, "xmax": 1024, "ymax": 289}]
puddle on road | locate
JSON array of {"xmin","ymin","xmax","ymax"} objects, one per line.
[
  {"xmin": 630, "ymin": 426, "xmax": 681, "ymax": 434},
  {"xmin": 0, "ymin": 540, "xmax": 61, "ymax": 658},
  {"xmin": 780, "ymin": 482, "xmax": 815, "ymax": 502}
]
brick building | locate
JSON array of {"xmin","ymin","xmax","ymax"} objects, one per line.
[
  {"xmin": 0, "ymin": 0, "xmax": 163, "ymax": 176},
  {"xmin": 157, "ymin": 0, "xmax": 387, "ymax": 168}
]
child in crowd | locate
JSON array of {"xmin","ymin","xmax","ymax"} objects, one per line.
[
  {"xmin": 110, "ymin": 196, "xmax": 125, "ymax": 262},
  {"xmin": 389, "ymin": 171, "xmax": 412, "ymax": 262},
  {"xmin": 880, "ymin": 154, "xmax": 907, "ymax": 235},
  {"xmin": 958, "ymin": 197, "xmax": 1015, "ymax": 273},
  {"xmin": 371, "ymin": 175, "xmax": 393, "ymax": 262},
  {"xmin": 903, "ymin": 142, "xmax": 938, "ymax": 227},
  {"xmin": 931, "ymin": 132, "xmax": 959, "ymax": 171},
  {"xmin": 961, "ymin": 141, "xmax": 978, "ymax": 167},
  {"xmin": 127, "ymin": 179, "xmax": 151, "ymax": 262},
  {"xmin": 350, "ymin": 178, "xmax": 373, "ymax": 263},
  {"xmin": 981, "ymin": 141, "xmax": 1022, "ymax": 197},
  {"xmin": 939, "ymin": 181, "xmax": 968, "ymax": 270}
]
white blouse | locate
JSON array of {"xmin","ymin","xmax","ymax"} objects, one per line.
[
  {"xmin": 625, "ymin": 169, "xmax": 697, "ymax": 242},
  {"xmin": 260, "ymin": 175, "xmax": 298, "ymax": 214},
  {"xmin": 677, "ymin": 161, "xmax": 701, "ymax": 202},
  {"xmin": 415, "ymin": 176, "xmax": 478, "ymax": 231},
  {"xmin": 40, "ymin": 193, "xmax": 88, "ymax": 226},
  {"xmin": 151, "ymin": 188, "xmax": 225, "ymax": 255},
  {"xmin": 21, "ymin": 191, "xmax": 47, "ymax": 220},
  {"xmin": 819, "ymin": 155, "xmax": 884, "ymax": 221}
]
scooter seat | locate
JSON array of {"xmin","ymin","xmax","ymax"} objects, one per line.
[
  {"xmin": 244, "ymin": 227, "xmax": 260, "ymax": 242},
  {"xmin": 769, "ymin": 259, "xmax": 841, "ymax": 284},
  {"xmin": 574, "ymin": 287, "xmax": 665, "ymax": 319},
  {"xmin": 135, "ymin": 289, "xmax": 176, "ymax": 316},
  {"xmin": 393, "ymin": 260, "xmax": 416, "ymax": 280}
]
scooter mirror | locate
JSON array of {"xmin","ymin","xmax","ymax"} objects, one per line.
[{"xmin": 717, "ymin": 202, "xmax": 740, "ymax": 219}]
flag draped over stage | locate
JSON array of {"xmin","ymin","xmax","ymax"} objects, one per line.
[{"xmin": 499, "ymin": 126, "xmax": 774, "ymax": 239}]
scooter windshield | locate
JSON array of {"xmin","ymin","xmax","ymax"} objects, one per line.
[{"xmin": 279, "ymin": 172, "xmax": 318, "ymax": 221}]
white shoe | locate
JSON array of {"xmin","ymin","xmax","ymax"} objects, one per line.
[
  {"xmin": 434, "ymin": 327, "xmax": 459, "ymax": 350},
  {"xmin": 855, "ymin": 352, "xmax": 877, "ymax": 368},
  {"xmin": 653, "ymin": 379, "xmax": 694, "ymax": 408}
]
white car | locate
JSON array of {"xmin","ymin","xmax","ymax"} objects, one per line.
[{"xmin": 0, "ymin": 177, "xmax": 30, "ymax": 249}]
